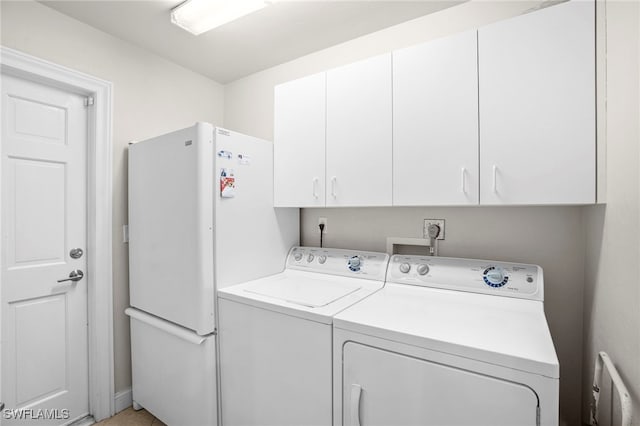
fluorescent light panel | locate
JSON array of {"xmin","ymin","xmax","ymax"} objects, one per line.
[{"xmin": 171, "ymin": 0, "xmax": 269, "ymax": 35}]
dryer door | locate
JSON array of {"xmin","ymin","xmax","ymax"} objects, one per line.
[{"xmin": 342, "ymin": 342, "xmax": 539, "ymax": 426}]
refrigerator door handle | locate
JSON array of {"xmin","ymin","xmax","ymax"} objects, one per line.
[{"xmin": 125, "ymin": 308, "xmax": 209, "ymax": 345}]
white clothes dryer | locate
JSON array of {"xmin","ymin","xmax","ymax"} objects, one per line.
[
  {"xmin": 218, "ymin": 246, "xmax": 389, "ymax": 426},
  {"xmin": 333, "ymin": 254, "xmax": 559, "ymax": 426}
]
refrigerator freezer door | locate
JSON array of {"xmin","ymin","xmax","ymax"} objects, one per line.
[
  {"xmin": 127, "ymin": 308, "xmax": 217, "ymax": 426},
  {"xmin": 214, "ymin": 128, "xmax": 299, "ymax": 289},
  {"xmin": 129, "ymin": 123, "xmax": 215, "ymax": 334}
]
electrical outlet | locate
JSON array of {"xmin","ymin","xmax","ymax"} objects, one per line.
[
  {"xmin": 423, "ymin": 219, "xmax": 445, "ymax": 240},
  {"xmin": 318, "ymin": 217, "xmax": 328, "ymax": 233}
]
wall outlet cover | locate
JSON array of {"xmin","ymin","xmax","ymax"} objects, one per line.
[
  {"xmin": 318, "ymin": 217, "xmax": 328, "ymax": 233},
  {"xmin": 423, "ymin": 219, "xmax": 445, "ymax": 240}
]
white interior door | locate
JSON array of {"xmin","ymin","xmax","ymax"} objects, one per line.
[{"xmin": 1, "ymin": 73, "xmax": 89, "ymax": 425}]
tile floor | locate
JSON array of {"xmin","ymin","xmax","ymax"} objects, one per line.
[{"xmin": 95, "ymin": 408, "xmax": 166, "ymax": 426}]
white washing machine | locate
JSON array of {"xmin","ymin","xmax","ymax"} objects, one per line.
[
  {"xmin": 333, "ymin": 255, "xmax": 559, "ymax": 426},
  {"xmin": 218, "ymin": 246, "xmax": 389, "ymax": 426}
]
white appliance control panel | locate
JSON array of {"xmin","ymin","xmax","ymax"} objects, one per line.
[
  {"xmin": 388, "ymin": 255, "xmax": 543, "ymax": 301},
  {"xmin": 288, "ymin": 247, "xmax": 389, "ymax": 281}
]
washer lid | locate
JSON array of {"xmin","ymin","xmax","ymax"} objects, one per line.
[
  {"xmin": 243, "ymin": 275, "xmax": 362, "ymax": 308},
  {"xmin": 333, "ymin": 284, "xmax": 559, "ymax": 378},
  {"xmin": 217, "ymin": 269, "xmax": 384, "ymax": 324}
]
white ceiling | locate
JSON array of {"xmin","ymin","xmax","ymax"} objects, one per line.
[{"xmin": 40, "ymin": 1, "xmax": 463, "ymax": 83}]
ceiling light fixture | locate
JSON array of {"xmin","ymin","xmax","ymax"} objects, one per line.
[{"xmin": 171, "ymin": 0, "xmax": 272, "ymax": 35}]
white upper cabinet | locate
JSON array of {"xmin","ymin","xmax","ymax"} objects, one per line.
[
  {"xmin": 393, "ymin": 30, "xmax": 479, "ymax": 206},
  {"xmin": 273, "ymin": 1, "xmax": 596, "ymax": 208},
  {"xmin": 478, "ymin": 1, "xmax": 595, "ymax": 205},
  {"xmin": 274, "ymin": 72, "xmax": 326, "ymax": 207},
  {"xmin": 326, "ymin": 54, "xmax": 393, "ymax": 207}
]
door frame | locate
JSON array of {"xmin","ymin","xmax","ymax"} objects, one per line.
[{"xmin": 0, "ymin": 46, "xmax": 114, "ymax": 422}]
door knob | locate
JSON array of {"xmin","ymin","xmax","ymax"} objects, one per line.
[{"xmin": 57, "ymin": 270, "xmax": 84, "ymax": 283}]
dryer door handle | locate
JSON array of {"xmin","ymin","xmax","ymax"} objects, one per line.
[{"xmin": 350, "ymin": 384, "xmax": 362, "ymax": 426}]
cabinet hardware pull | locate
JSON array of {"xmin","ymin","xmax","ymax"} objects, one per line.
[
  {"xmin": 461, "ymin": 167, "xmax": 466, "ymax": 194},
  {"xmin": 313, "ymin": 177, "xmax": 319, "ymax": 199},
  {"xmin": 331, "ymin": 176, "xmax": 337, "ymax": 198},
  {"xmin": 492, "ymin": 165, "xmax": 498, "ymax": 193},
  {"xmin": 350, "ymin": 384, "xmax": 362, "ymax": 426}
]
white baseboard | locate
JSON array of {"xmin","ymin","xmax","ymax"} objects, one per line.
[
  {"xmin": 68, "ymin": 415, "xmax": 95, "ymax": 426},
  {"xmin": 114, "ymin": 387, "xmax": 132, "ymax": 414}
]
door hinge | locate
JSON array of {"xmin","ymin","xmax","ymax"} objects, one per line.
[
  {"xmin": 536, "ymin": 405, "xmax": 540, "ymax": 426},
  {"xmin": 84, "ymin": 97, "xmax": 95, "ymax": 107}
]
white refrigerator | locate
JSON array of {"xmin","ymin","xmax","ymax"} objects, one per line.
[{"xmin": 126, "ymin": 123, "xmax": 299, "ymax": 425}]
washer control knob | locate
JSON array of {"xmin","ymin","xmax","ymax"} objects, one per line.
[
  {"xmin": 417, "ymin": 264, "xmax": 430, "ymax": 276},
  {"xmin": 294, "ymin": 252, "xmax": 303, "ymax": 261},
  {"xmin": 399, "ymin": 263, "xmax": 411, "ymax": 273},
  {"xmin": 307, "ymin": 254, "xmax": 315, "ymax": 263},
  {"xmin": 483, "ymin": 266, "xmax": 508, "ymax": 288},
  {"xmin": 348, "ymin": 256, "xmax": 362, "ymax": 272},
  {"xmin": 318, "ymin": 255, "xmax": 327, "ymax": 264}
]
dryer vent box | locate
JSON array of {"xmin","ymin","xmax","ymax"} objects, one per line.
[{"xmin": 386, "ymin": 237, "xmax": 431, "ymax": 256}]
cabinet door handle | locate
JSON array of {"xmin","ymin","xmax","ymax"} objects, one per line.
[
  {"xmin": 349, "ymin": 384, "xmax": 362, "ymax": 426},
  {"xmin": 461, "ymin": 167, "xmax": 466, "ymax": 194},
  {"xmin": 313, "ymin": 177, "xmax": 319, "ymax": 199},
  {"xmin": 331, "ymin": 176, "xmax": 337, "ymax": 199},
  {"xmin": 492, "ymin": 165, "xmax": 498, "ymax": 193}
]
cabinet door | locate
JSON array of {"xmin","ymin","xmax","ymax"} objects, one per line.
[
  {"xmin": 478, "ymin": 1, "xmax": 595, "ymax": 205},
  {"xmin": 274, "ymin": 72, "xmax": 326, "ymax": 207},
  {"xmin": 342, "ymin": 342, "xmax": 538, "ymax": 426},
  {"xmin": 393, "ymin": 30, "xmax": 479, "ymax": 206},
  {"xmin": 326, "ymin": 54, "xmax": 392, "ymax": 206}
]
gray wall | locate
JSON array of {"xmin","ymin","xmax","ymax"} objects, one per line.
[
  {"xmin": 223, "ymin": 3, "xmax": 589, "ymax": 424},
  {"xmin": 583, "ymin": 1, "xmax": 640, "ymax": 424},
  {"xmin": 0, "ymin": 1, "xmax": 225, "ymax": 394}
]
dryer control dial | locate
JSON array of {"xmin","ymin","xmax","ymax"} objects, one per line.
[
  {"xmin": 318, "ymin": 255, "xmax": 327, "ymax": 264},
  {"xmin": 348, "ymin": 256, "xmax": 362, "ymax": 272},
  {"xmin": 307, "ymin": 254, "xmax": 315, "ymax": 263},
  {"xmin": 483, "ymin": 266, "xmax": 509, "ymax": 288},
  {"xmin": 399, "ymin": 263, "xmax": 411, "ymax": 273},
  {"xmin": 294, "ymin": 252, "xmax": 303, "ymax": 261},
  {"xmin": 417, "ymin": 264, "xmax": 430, "ymax": 276}
]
